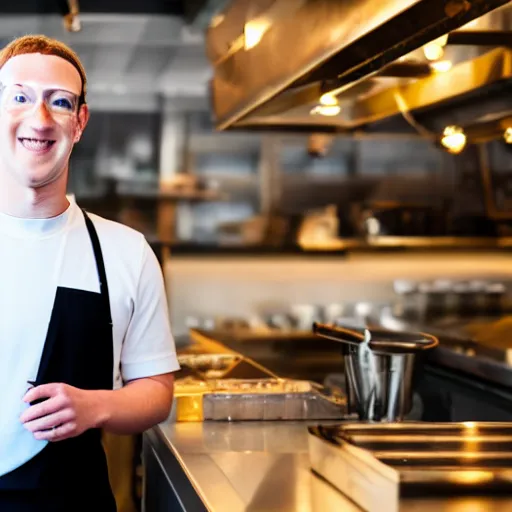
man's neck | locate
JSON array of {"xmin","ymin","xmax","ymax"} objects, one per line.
[{"xmin": 0, "ymin": 170, "xmax": 69, "ymax": 219}]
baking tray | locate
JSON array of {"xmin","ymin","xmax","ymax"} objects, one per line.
[
  {"xmin": 173, "ymin": 376, "xmax": 347, "ymax": 422},
  {"xmin": 174, "ymin": 353, "xmax": 347, "ymax": 422},
  {"xmin": 202, "ymin": 379, "xmax": 346, "ymax": 421},
  {"xmin": 308, "ymin": 422, "xmax": 512, "ymax": 512}
]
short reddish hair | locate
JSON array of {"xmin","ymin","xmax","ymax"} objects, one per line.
[{"xmin": 0, "ymin": 34, "xmax": 87, "ymax": 106}]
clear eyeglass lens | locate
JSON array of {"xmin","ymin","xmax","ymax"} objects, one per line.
[{"xmin": 0, "ymin": 84, "xmax": 78, "ymax": 116}]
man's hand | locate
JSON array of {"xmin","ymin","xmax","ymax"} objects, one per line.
[
  {"xmin": 20, "ymin": 383, "xmax": 105, "ymax": 442},
  {"xmin": 20, "ymin": 374, "xmax": 175, "ymax": 440}
]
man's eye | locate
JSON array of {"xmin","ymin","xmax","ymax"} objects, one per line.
[
  {"xmin": 13, "ymin": 94, "xmax": 27, "ymax": 104},
  {"xmin": 53, "ymin": 98, "xmax": 73, "ymax": 110}
]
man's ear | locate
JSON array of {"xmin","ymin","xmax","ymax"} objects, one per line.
[{"xmin": 75, "ymin": 103, "xmax": 90, "ymax": 143}]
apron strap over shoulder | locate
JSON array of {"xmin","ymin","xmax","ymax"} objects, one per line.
[{"xmin": 82, "ymin": 209, "xmax": 112, "ymax": 326}]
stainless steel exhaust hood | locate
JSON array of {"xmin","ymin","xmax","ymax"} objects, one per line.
[{"xmin": 206, "ymin": 0, "xmax": 512, "ymax": 140}]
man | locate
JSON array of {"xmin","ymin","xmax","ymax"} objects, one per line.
[{"xmin": 0, "ymin": 35, "xmax": 179, "ymax": 511}]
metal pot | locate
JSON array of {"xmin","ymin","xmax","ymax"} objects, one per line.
[{"xmin": 312, "ymin": 323, "xmax": 438, "ymax": 422}]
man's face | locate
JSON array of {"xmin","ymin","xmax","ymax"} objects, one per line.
[{"xmin": 0, "ymin": 53, "xmax": 89, "ymax": 189}]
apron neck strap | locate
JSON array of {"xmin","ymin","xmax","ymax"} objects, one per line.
[{"xmin": 81, "ymin": 209, "xmax": 112, "ymax": 326}]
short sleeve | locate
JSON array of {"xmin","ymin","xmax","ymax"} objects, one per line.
[{"xmin": 120, "ymin": 240, "xmax": 180, "ymax": 382}]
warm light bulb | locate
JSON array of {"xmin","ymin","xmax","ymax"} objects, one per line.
[
  {"xmin": 320, "ymin": 93, "xmax": 338, "ymax": 106},
  {"xmin": 423, "ymin": 43, "xmax": 444, "ymax": 61},
  {"xmin": 423, "ymin": 34, "xmax": 449, "ymax": 61},
  {"xmin": 310, "ymin": 105, "xmax": 341, "ymax": 116},
  {"xmin": 244, "ymin": 19, "xmax": 269, "ymax": 50},
  {"xmin": 430, "ymin": 60, "xmax": 452, "ymax": 73},
  {"xmin": 504, "ymin": 127, "xmax": 512, "ymax": 144},
  {"xmin": 441, "ymin": 125, "xmax": 466, "ymax": 154}
]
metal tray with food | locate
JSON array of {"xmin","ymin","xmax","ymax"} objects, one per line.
[
  {"xmin": 308, "ymin": 422, "xmax": 512, "ymax": 512},
  {"xmin": 173, "ymin": 376, "xmax": 347, "ymax": 422}
]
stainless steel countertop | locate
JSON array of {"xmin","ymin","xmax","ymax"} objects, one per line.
[{"xmin": 155, "ymin": 420, "xmax": 512, "ymax": 511}]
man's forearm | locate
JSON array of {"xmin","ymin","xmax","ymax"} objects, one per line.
[{"xmin": 93, "ymin": 374, "xmax": 174, "ymax": 435}]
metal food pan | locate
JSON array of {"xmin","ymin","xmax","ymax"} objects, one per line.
[
  {"xmin": 177, "ymin": 353, "xmax": 243, "ymax": 379},
  {"xmin": 316, "ymin": 422, "xmax": 512, "ymax": 442},
  {"xmin": 314, "ymin": 422, "xmax": 512, "ymax": 463},
  {"xmin": 203, "ymin": 389, "xmax": 347, "ymax": 421},
  {"xmin": 308, "ymin": 422, "xmax": 512, "ymax": 512}
]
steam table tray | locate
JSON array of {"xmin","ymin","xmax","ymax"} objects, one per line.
[
  {"xmin": 174, "ymin": 353, "xmax": 347, "ymax": 422},
  {"xmin": 308, "ymin": 422, "xmax": 512, "ymax": 512}
]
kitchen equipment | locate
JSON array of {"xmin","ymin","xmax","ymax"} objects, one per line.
[
  {"xmin": 356, "ymin": 202, "xmax": 448, "ymax": 238},
  {"xmin": 177, "ymin": 354, "xmax": 243, "ymax": 379},
  {"xmin": 313, "ymin": 323, "xmax": 438, "ymax": 421},
  {"xmin": 202, "ymin": 378, "xmax": 347, "ymax": 421},
  {"xmin": 308, "ymin": 422, "xmax": 512, "ymax": 512},
  {"xmin": 208, "ymin": 0, "xmax": 509, "ymax": 134},
  {"xmin": 174, "ymin": 376, "xmax": 347, "ymax": 422},
  {"xmin": 173, "ymin": 352, "xmax": 347, "ymax": 422}
]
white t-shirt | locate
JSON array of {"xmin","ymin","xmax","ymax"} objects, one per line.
[{"xmin": 0, "ymin": 198, "xmax": 180, "ymax": 477}]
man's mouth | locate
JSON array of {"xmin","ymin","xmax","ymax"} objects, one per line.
[{"xmin": 18, "ymin": 137, "xmax": 56, "ymax": 152}]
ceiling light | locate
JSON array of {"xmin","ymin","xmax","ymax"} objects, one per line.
[
  {"xmin": 423, "ymin": 43, "xmax": 444, "ymax": 61},
  {"xmin": 310, "ymin": 105, "xmax": 341, "ymax": 117},
  {"xmin": 423, "ymin": 33, "xmax": 449, "ymax": 61},
  {"xmin": 244, "ymin": 18, "xmax": 270, "ymax": 50},
  {"xmin": 63, "ymin": 0, "xmax": 81, "ymax": 32},
  {"xmin": 504, "ymin": 127, "xmax": 512, "ymax": 144},
  {"xmin": 441, "ymin": 125, "xmax": 466, "ymax": 154},
  {"xmin": 319, "ymin": 93, "xmax": 338, "ymax": 106},
  {"xmin": 430, "ymin": 60, "xmax": 452, "ymax": 73},
  {"xmin": 63, "ymin": 14, "xmax": 81, "ymax": 32}
]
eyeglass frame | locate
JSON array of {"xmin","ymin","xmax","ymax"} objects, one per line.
[{"xmin": 0, "ymin": 81, "xmax": 83, "ymax": 117}]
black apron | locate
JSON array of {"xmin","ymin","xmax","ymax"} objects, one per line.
[{"xmin": 0, "ymin": 209, "xmax": 117, "ymax": 512}]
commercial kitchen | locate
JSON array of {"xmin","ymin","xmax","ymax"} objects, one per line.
[{"xmin": 9, "ymin": 0, "xmax": 512, "ymax": 511}]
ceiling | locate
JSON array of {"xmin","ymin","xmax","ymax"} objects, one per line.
[
  {"xmin": 0, "ymin": 0, "xmax": 210, "ymax": 18},
  {"xmin": 0, "ymin": 1, "xmax": 228, "ymax": 110}
]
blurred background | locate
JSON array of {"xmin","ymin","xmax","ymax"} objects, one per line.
[{"xmin": 3, "ymin": 1, "xmax": 512, "ymax": 336}]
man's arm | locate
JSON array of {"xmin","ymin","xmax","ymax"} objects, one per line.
[
  {"xmin": 21, "ymin": 237, "xmax": 179, "ymax": 441},
  {"xmin": 21, "ymin": 373, "xmax": 175, "ymax": 440},
  {"xmin": 97, "ymin": 373, "xmax": 175, "ymax": 434}
]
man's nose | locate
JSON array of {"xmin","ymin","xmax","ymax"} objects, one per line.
[{"xmin": 30, "ymin": 101, "xmax": 54, "ymax": 127}]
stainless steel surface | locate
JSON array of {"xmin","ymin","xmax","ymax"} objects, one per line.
[
  {"xmin": 313, "ymin": 323, "xmax": 438, "ymax": 422},
  {"xmin": 150, "ymin": 419, "xmax": 512, "ymax": 512},
  {"xmin": 309, "ymin": 422, "xmax": 512, "ymax": 512},
  {"xmin": 348, "ymin": 47, "xmax": 512, "ymax": 136},
  {"xmin": 207, "ymin": 0, "xmax": 509, "ymax": 134}
]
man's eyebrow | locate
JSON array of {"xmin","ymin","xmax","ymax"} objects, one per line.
[{"xmin": 0, "ymin": 82, "xmax": 78, "ymax": 95}]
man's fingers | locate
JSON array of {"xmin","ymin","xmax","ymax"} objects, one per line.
[
  {"xmin": 24, "ymin": 409, "xmax": 74, "ymax": 433},
  {"xmin": 34, "ymin": 421, "xmax": 77, "ymax": 442},
  {"xmin": 23, "ymin": 383, "xmax": 62, "ymax": 403},
  {"xmin": 19, "ymin": 395, "xmax": 64, "ymax": 423}
]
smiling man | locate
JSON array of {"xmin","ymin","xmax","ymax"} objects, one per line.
[{"xmin": 0, "ymin": 35, "xmax": 179, "ymax": 511}]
